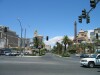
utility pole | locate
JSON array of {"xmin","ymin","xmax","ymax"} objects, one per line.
[
  {"xmin": 24, "ymin": 28, "xmax": 26, "ymax": 53},
  {"xmin": 17, "ymin": 18, "xmax": 23, "ymax": 53}
]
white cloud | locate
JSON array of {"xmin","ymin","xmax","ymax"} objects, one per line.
[
  {"xmin": 44, "ymin": 36, "xmax": 74, "ymax": 47},
  {"xmin": 69, "ymin": 36, "xmax": 74, "ymax": 40},
  {"xmin": 44, "ymin": 36, "xmax": 63, "ymax": 45}
]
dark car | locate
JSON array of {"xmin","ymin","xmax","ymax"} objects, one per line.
[
  {"xmin": 80, "ymin": 54, "xmax": 89, "ymax": 58},
  {"xmin": 0, "ymin": 49, "xmax": 5, "ymax": 55},
  {"xmin": 0, "ymin": 48, "xmax": 12, "ymax": 56}
]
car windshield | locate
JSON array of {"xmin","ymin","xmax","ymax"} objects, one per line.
[{"xmin": 89, "ymin": 54, "xmax": 97, "ymax": 58}]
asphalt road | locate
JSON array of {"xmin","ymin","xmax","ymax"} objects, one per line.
[{"xmin": 0, "ymin": 53, "xmax": 100, "ymax": 75}]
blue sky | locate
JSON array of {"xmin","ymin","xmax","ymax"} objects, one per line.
[{"xmin": 0, "ymin": 0, "xmax": 100, "ymax": 43}]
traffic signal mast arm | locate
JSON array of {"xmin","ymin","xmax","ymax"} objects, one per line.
[
  {"xmin": 78, "ymin": 0, "xmax": 100, "ymax": 24},
  {"xmin": 87, "ymin": 0, "xmax": 100, "ymax": 15}
]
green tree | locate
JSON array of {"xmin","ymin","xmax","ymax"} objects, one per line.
[
  {"xmin": 62, "ymin": 35, "xmax": 69, "ymax": 53},
  {"xmin": 56, "ymin": 42, "xmax": 63, "ymax": 55},
  {"xmin": 52, "ymin": 46, "xmax": 57, "ymax": 54},
  {"xmin": 68, "ymin": 39, "xmax": 73, "ymax": 46},
  {"xmin": 33, "ymin": 37, "xmax": 39, "ymax": 48},
  {"xmin": 67, "ymin": 44, "xmax": 77, "ymax": 54},
  {"xmin": 94, "ymin": 39, "xmax": 100, "ymax": 53},
  {"xmin": 78, "ymin": 43, "xmax": 85, "ymax": 53}
]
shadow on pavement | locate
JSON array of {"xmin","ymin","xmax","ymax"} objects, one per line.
[
  {"xmin": 80, "ymin": 65, "xmax": 100, "ymax": 72},
  {"xmin": 80, "ymin": 65, "xmax": 100, "ymax": 68}
]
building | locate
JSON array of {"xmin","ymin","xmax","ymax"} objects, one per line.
[
  {"xmin": 90, "ymin": 32, "xmax": 95, "ymax": 42},
  {"xmin": 33, "ymin": 30, "xmax": 43, "ymax": 48},
  {"xmin": 76, "ymin": 29, "xmax": 89, "ymax": 43},
  {"xmin": 94, "ymin": 28, "xmax": 100, "ymax": 40},
  {"xmin": 18, "ymin": 38, "xmax": 30, "ymax": 48},
  {"xmin": 45, "ymin": 45, "xmax": 51, "ymax": 51},
  {"xmin": 0, "ymin": 26, "xmax": 19, "ymax": 48},
  {"xmin": 90, "ymin": 28, "xmax": 100, "ymax": 42},
  {"xmin": 90, "ymin": 28, "xmax": 100, "ymax": 53}
]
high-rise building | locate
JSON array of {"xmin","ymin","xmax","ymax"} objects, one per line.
[
  {"xmin": 90, "ymin": 28, "xmax": 100, "ymax": 42},
  {"xmin": 0, "ymin": 25, "xmax": 19, "ymax": 48}
]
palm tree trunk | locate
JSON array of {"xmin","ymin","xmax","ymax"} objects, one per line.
[{"xmin": 64, "ymin": 44, "xmax": 66, "ymax": 53}]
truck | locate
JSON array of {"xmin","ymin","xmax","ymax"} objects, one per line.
[{"xmin": 80, "ymin": 54, "xmax": 100, "ymax": 68}]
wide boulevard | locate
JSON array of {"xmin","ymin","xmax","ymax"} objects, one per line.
[{"xmin": 0, "ymin": 53, "xmax": 100, "ymax": 75}]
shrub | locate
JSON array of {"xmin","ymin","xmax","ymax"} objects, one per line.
[
  {"xmin": 62, "ymin": 52, "xmax": 70, "ymax": 57},
  {"xmin": 40, "ymin": 49, "xmax": 46, "ymax": 55},
  {"xmin": 68, "ymin": 50, "xmax": 76, "ymax": 54}
]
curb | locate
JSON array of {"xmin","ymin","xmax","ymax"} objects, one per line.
[{"xmin": 16, "ymin": 56, "xmax": 42, "ymax": 57}]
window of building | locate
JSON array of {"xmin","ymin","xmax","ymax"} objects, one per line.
[
  {"xmin": 81, "ymin": 34, "xmax": 84, "ymax": 36},
  {"xmin": 84, "ymin": 35, "xmax": 87, "ymax": 37}
]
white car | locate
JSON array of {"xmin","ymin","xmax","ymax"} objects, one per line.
[
  {"xmin": 80, "ymin": 54, "xmax": 100, "ymax": 68},
  {"xmin": 5, "ymin": 51, "xmax": 11, "ymax": 56}
]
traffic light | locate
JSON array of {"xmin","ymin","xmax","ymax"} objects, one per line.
[
  {"xmin": 82, "ymin": 9, "xmax": 86, "ymax": 18},
  {"xmin": 46, "ymin": 36, "xmax": 49, "ymax": 41},
  {"xmin": 90, "ymin": 0, "xmax": 96, "ymax": 8},
  {"xmin": 96, "ymin": 33, "xmax": 98, "ymax": 39},
  {"xmin": 78, "ymin": 16, "xmax": 82, "ymax": 23},
  {"xmin": 86, "ymin": 15, "xmax": 90, "ymax": 24},
  {"xmin": 4, "ymin": 27, "xmax": 7, "ymax": 32}
]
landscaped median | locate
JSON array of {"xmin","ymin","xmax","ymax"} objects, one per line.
[{"xmin": 53, "ymin": 52, "xmax": 71, "ymax": 58}]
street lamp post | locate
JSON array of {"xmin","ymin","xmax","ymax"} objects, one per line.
[{"xmin": 17, "ymin": 18, "xmax": 23, "ymax": 53}]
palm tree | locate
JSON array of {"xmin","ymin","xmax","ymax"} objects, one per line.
[
  {"xmin": 62, "ymin": 35, "xmax": 69, "ymax": 53},
  {"xmin": 56, "ymin": 42, "xmax": 63, "ymax": 55},
  {"xmin": 68, "ymin": 39, "xmax": 73, "ymax": 46},
  {"xmin": 33, "ymin": 37, "xmax": 39, "ymax": 48},
  {"xmin": 87, "ymin": 43, "xmax": 94, "ymax": 53},
  {"xmin": 52, "ymin": 46, "xmax": 57, "ymax": 53},
  {"xmin": 79, "ymin": 43, "xmax": 86, "ymax": 54}
]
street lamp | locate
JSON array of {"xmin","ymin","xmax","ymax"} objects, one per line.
[{"xmin": 17, "ymin": 18, "xmax": 23, "ymax": 53}]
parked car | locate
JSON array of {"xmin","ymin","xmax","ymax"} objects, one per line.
[
  {"xmin": 0, "ymin": 48, "xmax": 12, "ymax": 56},
  {"xmin": 5, "ymin": 51, "xmax": 11, "ymax": 56},
  {"xmin": 0, "ymin": 48, "xmax": 13, "ymax": 56},
  {"xmin": 9, "ymin": 52, "xmax": 17, "ymax": 56},
  {"xmin": 80, "ymin": 54, "xmax": 100, "ymax": 68},
  {"xmin": 0, "ymin": 49, "xmax": 5, "ymax": 55},
  {"xmin": 80, "ymin": 54, "xmax": 89, "ymax": 58}
]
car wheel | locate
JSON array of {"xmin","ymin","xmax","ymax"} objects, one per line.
[{"xmin": 88, "ymin": 62, "xmax": 94, "ymax": 68}]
